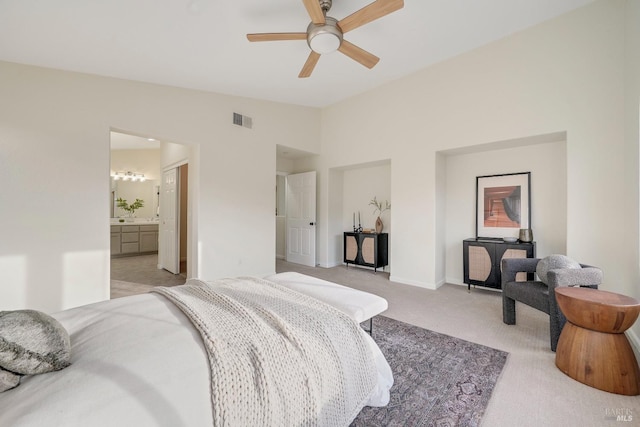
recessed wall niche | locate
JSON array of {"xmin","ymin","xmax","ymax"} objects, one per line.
[
  {"xmin": 438, "ymin": 132, "xmax": 568, "ymax": 287},
  {"xmin": 328, "ymin": 159, "xmax": 391, "ymax": 269}
]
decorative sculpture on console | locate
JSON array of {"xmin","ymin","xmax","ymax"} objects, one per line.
[{"xmin": 369, "ymin": 196, "xmax": 390, "ymax": 233}]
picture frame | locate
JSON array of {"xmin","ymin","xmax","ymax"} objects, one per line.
[{"xmin": 476, "ymin": 172, "xmax": 531, "ymax": 238}]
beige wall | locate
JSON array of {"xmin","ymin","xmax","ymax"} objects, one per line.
[
  {"xmin": 311, "ymin": 0, "xmax": 638, "ymax": 342},
  {"xmin": 111, "ymin": 148, "xmax": 162, "ymax": 181},
  {"xmin": 623, "ymin": 0, "xmax": 640, "ymax": 342},
  {"xmin": 0, "ymin": 61, "xmax": 320, "ymax": 312},
  {"xmin": 342, "ymin": 163, "xmax": 391, "ymax": 235},
  {"xmin": 1, "ymin": 0, "xmax": 638, "ymax": 345},
  {"xmin": 444, "ymin": 137, "xmax": 568, "ymax": 285}
]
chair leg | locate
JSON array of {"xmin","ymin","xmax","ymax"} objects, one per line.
[
  {"xmin": 503, "ymin": 296, "xmax": 516, "ymax": 325},
  {"xmin": 549, "ymin": 308, "xmax": 567, "ymax": 352},
  {"xmin": 549, "ymin": 288, "xmax": 568, "ymax": 352}
]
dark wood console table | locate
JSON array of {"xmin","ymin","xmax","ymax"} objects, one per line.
[
  {"xmin": 463, "ymin": 238, "xmax": 536, "ymax": 290},
  {"xmin": 344, "ymin": 232, "xmax": 388, "ymax": 273}
]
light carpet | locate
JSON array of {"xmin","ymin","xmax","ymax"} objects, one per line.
[{"xmin": 353, "ymin": 316, "xmax": 507, "ymax": 427}]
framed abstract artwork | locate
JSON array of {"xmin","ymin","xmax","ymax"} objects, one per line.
[{"xmin": 476, "ymin": 172, "xmax": 531, "ymax": 238}]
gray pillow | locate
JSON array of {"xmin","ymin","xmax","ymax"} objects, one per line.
[
  {"xmin": 0, "ymin": 367, "xmax": 21, "ymax": 392},
  {"xmin": 536, "ymin": 254, "xmax": 581, "ymax": 284},
  {"xmin": 0, "ymin": 310, "xmax": 71, "ymax": 375}
]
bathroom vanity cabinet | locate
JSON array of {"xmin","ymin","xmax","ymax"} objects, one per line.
[{"xmin": 111, "ymin": 224, "xmax": 158, "ymax": 256}]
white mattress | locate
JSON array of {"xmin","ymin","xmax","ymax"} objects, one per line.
[
  {"xmin": 0, "ymin": 283, "xmax": 392, "ymax": 426},
  {"xmin": 264, "ymin": 272, "xmax": 388, "ymax": 323}
]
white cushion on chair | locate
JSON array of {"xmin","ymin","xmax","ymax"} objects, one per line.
[{"xmin": 264, "ymin": 272, "xmax": 388, "ymax": 323}]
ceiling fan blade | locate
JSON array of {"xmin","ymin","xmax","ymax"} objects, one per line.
[
  {"xmin": 338, "ymin": 40, "xmax": 380, "ymax": 69},
  {"xmin": 299, "ymin": 51, "xmax": 321, "ymax": 78},
  {"xmin": 247, "ymin": 33, "xmax": 307, "ymax": 42},
  {"xmin": 302, "ymin": 0, "xmax": 326, "ymax": 25},
  {"xmin": 338, "ymin": 0, "xmax": 404, "ymax": 34}
]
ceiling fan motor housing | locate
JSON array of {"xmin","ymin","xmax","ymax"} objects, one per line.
[
  {"xmin": 307, "ymin": 16, "xmax": 343, "ymax": 54},
  {"xmin": 319, "ymin": 0, "xmax": 333, "ymax": 13}
]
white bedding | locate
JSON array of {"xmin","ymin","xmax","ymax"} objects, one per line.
[
  {"xmin": 0, "ymin": 280, "xmax": 392, "ymax": 426},
  {"xmin": 264, "ymin": 272, "xmax": 388, "ymax": 323}
]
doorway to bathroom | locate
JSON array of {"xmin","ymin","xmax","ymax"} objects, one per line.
[{"xmin": 109, "ymin": 131, "xmax": 188, "ymax": 293}]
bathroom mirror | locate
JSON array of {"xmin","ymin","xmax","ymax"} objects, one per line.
[{"xmin": 110, "ymin": 178, "xmax": 160, "ymax": 219}]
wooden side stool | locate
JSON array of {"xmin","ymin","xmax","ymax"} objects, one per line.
[{"xmin": 555, "ymin": 287, "xmax": 640, "ymax": 395}]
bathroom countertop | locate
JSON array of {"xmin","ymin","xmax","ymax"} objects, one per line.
[{"xmin": 110, "ymin": 219, "xmax": 160, "ymax": 225}]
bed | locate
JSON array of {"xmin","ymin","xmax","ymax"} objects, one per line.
[
  {"xmin": 0, "ymin": 275, "xmax": 393, "ymax": 426},
  {"xmin": 265, "ymin": 271, "xmax": 389, "ymax": 334}
]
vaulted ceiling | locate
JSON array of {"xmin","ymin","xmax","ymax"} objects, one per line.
[{"xmin": 0, "ymin": 0, "xmax": 595, "ymax": 107}]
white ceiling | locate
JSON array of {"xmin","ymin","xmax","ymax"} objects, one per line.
[
  {"xmin": 0, "ymin": 0, "xmax": 594, "ymax": 108},
  {"xmin": 111, "ymin": 132, "xmax": 161, "ymax": 150}
]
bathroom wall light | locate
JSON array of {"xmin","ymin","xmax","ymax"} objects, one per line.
[{"xmin": 112, "ymin": 171, "xmax": 146, "ymax": 182}]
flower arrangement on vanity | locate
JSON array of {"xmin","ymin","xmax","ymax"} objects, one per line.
[{"xmin": 116, "ymin": 198, "xmax": 144, "ymax": 218}]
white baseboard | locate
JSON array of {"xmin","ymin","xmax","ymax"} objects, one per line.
[
  {"xmin": 389, "ymin": 275, "xmax": 436, "ymax": 290},
  {"xmin": 317, "ymin": 260, "xmax": 341, "ymax": 268},
  {"xmin": 627, "ymin": 328, "xmax": 640, "ymax": 357}
]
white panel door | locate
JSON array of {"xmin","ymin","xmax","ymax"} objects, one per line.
[
  {"xmin": 286, "ymin": 171, "xmax": 316, "ymax": 267},
  {"xmin": 160, "ymin": 167, "xmax": 179, "ymax": 274}
]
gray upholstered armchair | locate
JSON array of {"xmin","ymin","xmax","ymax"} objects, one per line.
[{"xmin": 501, "ymin": 257, "xmax": 603, "ymax": 351}]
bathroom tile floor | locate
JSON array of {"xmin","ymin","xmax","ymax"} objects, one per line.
[{"xmin": 110, "ymin": 254, "xmax": 186, "ymax": 298}]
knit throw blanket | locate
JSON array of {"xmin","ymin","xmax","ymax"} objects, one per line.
[{"xmin": 152, "ymin": 277, "xmax": 377, "ymax": 427}]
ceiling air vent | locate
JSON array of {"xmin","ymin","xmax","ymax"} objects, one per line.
[{"xmin": 233, "ymin": 112, "xmax": 253, "ymax": 129}]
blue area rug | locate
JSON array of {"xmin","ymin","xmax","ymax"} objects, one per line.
[{"xmin": 353, "ymin": 316, "xmax": 508, "ymax": 427}]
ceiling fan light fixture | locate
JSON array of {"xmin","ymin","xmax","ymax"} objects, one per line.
[
  {"xmin": 307, "ymin": 17, "xmax": 342, "ymax": 54},
  {"xmin": 309, "ymin": 32, "xmax": 340, "ymax": 54}
]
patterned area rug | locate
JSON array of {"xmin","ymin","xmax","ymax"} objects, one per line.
[{"xmin": 353, "ymin": 316, "xmax": 508, "ymax": 427}]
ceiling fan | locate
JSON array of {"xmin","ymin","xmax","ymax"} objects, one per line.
[{"xmin": 246, "ymin": 0, "xmax": 404, "ymax": 78}]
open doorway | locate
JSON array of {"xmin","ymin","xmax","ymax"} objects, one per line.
[
  {"xmin": 275, "ymin": 144, "xmax": 318, "ymax": 268},
  {"xmin": 110, "ymin": 131, "xmax": 188, "ymax": 293}
]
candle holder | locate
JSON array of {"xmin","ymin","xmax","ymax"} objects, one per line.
[{"xmin": 352, "ymin": 211, "xmax": 362, "ymax": 232}]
